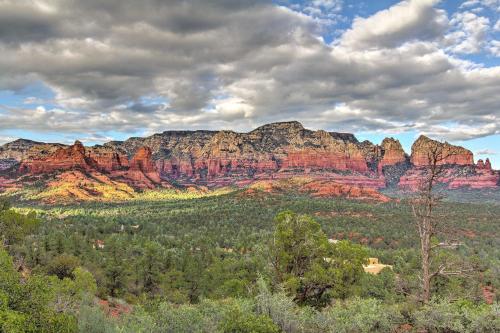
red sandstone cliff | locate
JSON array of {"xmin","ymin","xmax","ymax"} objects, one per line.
[
  {"xmin": 87, "ymin": 147, "xmax": 129, "ymax": 172},
  {"xmin": 17, "ymin": 141, "xmax": 163, "ymax": 190},
  {"xmin": 476, "ymin": 158, "xmax": 492, "ymax": 171},
  {"xmin": 410, "ymin": 135, "xmax": 474, "ymax": 166},
  {"xmin": 397, "ymin": 136, "xmax": 496, "ymax": 190},
  {"xmin": 153, "ymin": 124, "xmax": 372, "ymax": 182},
  {"xmin": 120, "ymin": 147, "xmax": 163, "ymax": 188},
  {"xmin": 1, "ymin": 122, "xmax": 497, "ymax": 193},
  {"xmin": 19, "ymin": 141, "xmax": 95, "ymax": 174},
  {"xmin": 377, "ymin": 138, "xmax": 407, "ymax": 173}
]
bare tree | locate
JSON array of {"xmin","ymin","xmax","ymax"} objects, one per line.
[{"xmin": 410, "ymin": 141, "xmax": 472, "ymax": 303}]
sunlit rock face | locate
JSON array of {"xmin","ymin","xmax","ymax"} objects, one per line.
[
  {"xmin": 116, "ymin": 122, "xmax": 375, "ymax": 182},
  {"xmin": 410, "ymin": 135, "xmax": 474, "ymax": 167},
  {"xmin": 87, "ymin": 147, "xmax": 129, "ymax": 172},
  {"xmin": 16, "ymin": 141, "xmax": 162, "ymax": 189},
  {"xmin": 19, "ymin": 141, "xmax": 95, "ymax": 174},
  {"xmin": 1, "ymin": 121, "xmax": 497, "ymax": 191}
]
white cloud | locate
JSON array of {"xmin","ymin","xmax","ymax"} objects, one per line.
[
  {"xmin": 447, "ymin": 11, "xmax": 490, "ymax": 54},
  {"xmin": 341, "ymin": 0, "xmax": 447, "ymax": 49},
  {"xmin": 0, "ymin": 0, "xmax": 498, "ymax": 143},
  {"xmin": 23, "ymin": 96, "xmax": 46, "ymax": 104},
  {"xmin": 0, "ymin": 135, "xmax": 16, "ymax": 145},
  {"xmin": 490, "ymin": 40, "xmax": 500, "ymax": 56},
  {"xmin": 476, "ymin": 149, "xmax": 497, "ymax": 155},
  {"xmin": 416, "ymin": 121, "xmax": 499, "ymax": 141},
  {"xmin": 278, "ymin": 0, "xmax": 344, "ymax": 29},
  {"xmin": 494, "ymin": 20, "xmax": 500, "ymax": 30},
  {"xmin": 460, "ymin": 0, "xmax": 500, "ymax": 12}
]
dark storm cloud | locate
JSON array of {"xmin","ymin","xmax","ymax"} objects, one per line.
[
  {"xmin": 0, "ymin": 0, "xmax": 498, "ymax": 140},
  {"xmin": 0, "ymin": 4, "xmax": 56, "ymax": 43}
]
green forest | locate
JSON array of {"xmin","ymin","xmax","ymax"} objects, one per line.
[{"xmin": 1, "ymin": 189, "xmax": 499, "ymax": 332}]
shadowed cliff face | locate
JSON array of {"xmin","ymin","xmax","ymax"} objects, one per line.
[{"xmin": 1, "ymin": 121, "xmax": 497, "ymax": 192}]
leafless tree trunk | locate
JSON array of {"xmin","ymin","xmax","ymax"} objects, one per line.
[
  {"xmin": 411, "ymin": 143, "xmax": 443, "ymax": 303},
  {"xmin": 410, "ymin": 142, "xmax": 472, "ymax": 303}
]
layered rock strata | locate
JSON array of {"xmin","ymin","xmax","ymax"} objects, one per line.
[{"xmin": 1, "ymin": 122, "xmax": 497, "ymax": 192}]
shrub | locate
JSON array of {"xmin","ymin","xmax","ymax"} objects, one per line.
[
  {"xmin": 414, "ymin": 299, "xmax": 500, "ymax": 333},
  {"xmin": 323, "ymin": 297, "xmax": 402, "ymax": 333}
]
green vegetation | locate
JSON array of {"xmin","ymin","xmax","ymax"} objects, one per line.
[
  {"xmin": 7, "ymin": 180, "xmax": 233, "ymax": 204},
  {"xmin": 271, "ymin": 211, "xmax": 367, "ymax": 306},
  {"xmin": 1, "ymin": 190, "xmax": 499, "ymax": 332}
]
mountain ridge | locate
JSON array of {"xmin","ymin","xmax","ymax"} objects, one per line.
[{"xmin": 1, "ymin": 121, "xmax": 498, "ymax": 202}]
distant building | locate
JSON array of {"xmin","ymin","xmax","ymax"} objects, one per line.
[
  {"xmin": 438, "ymin": 241, "xmax": 462, "ymax": 249},
  {"xmin": 93, "ymin": 240, "xmax": 105, "ymax": 249},
  {"xmin": 363, "ymin": 257, "xmax": 392, "ymax": 275}
]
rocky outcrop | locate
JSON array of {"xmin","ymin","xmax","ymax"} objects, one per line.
[
  {"xmin": 485, "ymin": 158, "xmax": 492, "ymax": 170},
  {"xmin": 121, "ymin": 147, "xmax": 163, "ymax": 188},
  {"xmin": 301, "ymin": 180, "xmax": 391, "ymax": 202},
  {"xmin": 447, "ymin": 172, "xmax": 499, "ymax": 189},
  {"xmin": 0, "ymin": 158, "xmax": 18, "ymax": 172},
  {"xmin": 31, "ymin": 170, "xmax": 135, "ymax": 204},
  {"xmin": 476, "ymin": 158, "xmax": 492, "ymax": 170},
  {"xmin": 410, "ymin": 135, "xmax": 473, "ymax": 166},
  {"xmin": 17, "ymin": 141, "xmax": 163, "ymax": 189},
  {"xmin": 377, "ymin": 138, "xmax": 407, "ymax": 173},
  {"xmin": 144, "ymin": 122, "xmax": 372, "ymax": 180},
  {"xmin": 0, "ymin": 139, "xmax": 63, "ymax": 161},
  {"xmin": 87, "ymin": 146, "xmax": 129, "ymax": 172},
  {"xmin": 129, "ymin": 147, "xmax": 157, "ymax": 174},
  {"xmin": 281, "ymin": 149, "xmax": 368, "ymax": 173},
  {"xmin": 19, "ymin": 141, "xmax": 95, "ymax": 174}
]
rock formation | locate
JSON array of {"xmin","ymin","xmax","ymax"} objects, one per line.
[
  {"xmin": 410, "ymin": 135, "xmax": 473, "ymax": 166},
  {"xmin": 301, "ymin": 180, "xmax": 391, "ymax": 202},
  {"xmin": 1, "ymin": 121, "xmax": 497, "ymax": 194},
  {"xmin": 121, "ymin": 147, "xmax": 163, "ymax": 188},
  {"xmin": 377, "ymin": 138, "xmax": 407, "ymax": 173},
  {"xmin": 477, "ymin": 158, "xmax": 492, "ymax": 170},
  {"xmin": 33, "ymin": 170, "xmax": 135, "ymax": 204},
  {"xmin": 16, "ymin": 141, "xmax": 162, "ymax": 189},
  {"xmin": 0, "ymin": 139, "xmax": 63, "ymax": 161},
  {"xmin": 87, "ymin": 147, "xmax": 129, "ymax": 172},
  {"xmin": 19, "ymin": 141, "xmax": 95, "ymax": 174}
]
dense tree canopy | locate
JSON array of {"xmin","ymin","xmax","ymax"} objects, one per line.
[
  {"xmin": 0, "ymin": 202, "xmax": 39, "ymax": 247},
  {"xmin": 271, "ymin": 210, "xmax": 367, "ymax": 307},
  {"xmin": 0, "ymin": 192, "xmax": 498, "ymax": 332}
]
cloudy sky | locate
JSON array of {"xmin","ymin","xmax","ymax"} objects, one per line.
[{"xmin": 0, "ymin": 0, "xmax": 499, "ymax": 164}]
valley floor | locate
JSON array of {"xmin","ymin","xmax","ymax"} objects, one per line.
[{"xmin": 2, "ymin": 189, "xmax": 499, "ymax": 332}]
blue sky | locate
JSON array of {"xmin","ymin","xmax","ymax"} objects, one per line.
[{"xmin": 0, "ymin": 0, "xmax": 498, "ymax": 165}]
